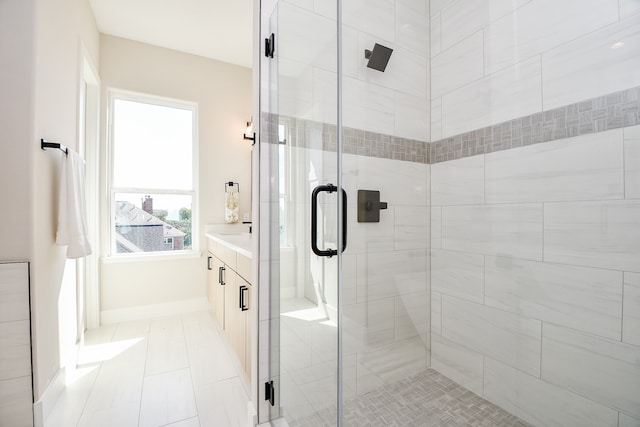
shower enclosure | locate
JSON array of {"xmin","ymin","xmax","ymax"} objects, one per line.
[{"xmin": 257, "ymin": 0, "xmax": 640, "ymax": 425}]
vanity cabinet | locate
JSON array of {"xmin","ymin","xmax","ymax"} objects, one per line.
[{"xmin": 206, "ymin": 238, "xmax": 252, "ymax": 379}]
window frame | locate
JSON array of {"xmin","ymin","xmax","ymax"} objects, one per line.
[
  {"xmin": 278, "ymin": 121, "xmax": 294, "ymax": 248},
  {"xmin": 106, "ymin": 89, "xmax": 199, "ymax": 258}
]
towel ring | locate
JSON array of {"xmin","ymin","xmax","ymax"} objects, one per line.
[{"xmin": 225, "ymin": 181, "xmax": 239, "ymax": 193}]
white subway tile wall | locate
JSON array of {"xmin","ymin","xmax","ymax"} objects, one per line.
[
  {"xmin": 441, "ymin": 203, "xmax": 544, "ymax": 260},
  {"xmin": 430, "ymin": 125, "xmax": 640, "ymax": 425},
  {"xmin": 483, "ymin": 0, "xmax": 618, "ymax": 75},
  {"xmin": 431, "ymin": 30, "xmax": 483, "ymax": 99},
  {"xmin": 441, "ymin": 56, "xmax": 542, "ymax": 137},
  {"xmin": 541, "ymin": 324, "xmax": 640, "ymax": 419},
  {"xmin": 484, "ymin": 129, "xmax": 624, "ymax": 204},
  {"xmin": 441, "ymin": 295, "xmax": 542, "ymax": 376},
  {"xmin": 432, "ymin": 0, "xmax": 640, "ymax": 140},
  {"xmin": 484, "ymin": 257, "xmax": 623, "ymax": 340},
  {"xmin": 431, "ymin": 249, "xmax": 484, "ymax": 303},
  {"xmin": 620, "ymin": 413, "xmax": 640, "ymax": 427},
  {"xmin": 430, "ymin": 334, "xmax": 484, "ymax": 396},
  {"xmin": 430, "ymin": 291, "xmax": 442, "ymax": 335},
  {"xmin": 626, "ymin": 125, "xmax": 640, "ymax": 199},
  {"xmin": 431, "ymin": 154, "xmax": 484, "ymax": 206},
  {"xmin": 541, "ymin": 13, "xmax": 640, "ymax": 111},
  {"xmin": 483, "ymin": 358, "xmax": 619, "ymax": 427},
  {"xmin": 427, "ymin": 12, "xmax": 640, "ymax": 424},
  {"xmin": 430, "ymin": 96, "xmax": 443, "ymax": 141},
  {"xmin": 544, "ymin": 200, "xmax": 640, "ymax": 272},
  {"xmin": 623, "ymin": 272, "xmax": 640, "ymax": 347},
  {"xmin": 620, "ymin": 0, "xmax": 640, "ymax": 18}
]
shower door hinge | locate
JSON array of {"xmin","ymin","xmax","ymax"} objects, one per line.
[
  {"xmin": 265, "ymin": 33, "xmax": 275, "ymax": 58},
  {"xmin": 264, "ymin": 380, "xmax": 275, "ymax": 406}
]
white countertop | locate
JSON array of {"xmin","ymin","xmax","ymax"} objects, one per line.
[{"xmin": 206, "ymin": 231, "xmax": 252, "ymax": 259}]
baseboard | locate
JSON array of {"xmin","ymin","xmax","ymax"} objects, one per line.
[
  {"xmin": 280, "ymin": 286, "xmax": 295, "ymax": 299},
  {"xmin": 247, "ymin": 401, "xmax": 257, "ymax": 427},
  {"xmin": 33, "ymin": 367, "xmax": 66, "ymax": 427},
  {"xmin": 100, "ymin": 297, "xmax": 209, "ymax": 324},
  {"xmin": 257, "ymin": 418, "xmax": 290, "ymax": 427}
]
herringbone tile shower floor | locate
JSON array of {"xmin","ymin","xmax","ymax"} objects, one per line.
[{"xmin": 290, "ymin": 369, "xmax": 531, "ymax": 427}]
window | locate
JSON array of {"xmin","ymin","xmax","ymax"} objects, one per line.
[
  {"xmin": 109, "ymin": 92, "xmax": 197, "ymax": 255},
  {"xmin": 278, "ymin": 123, "xmax": 290, "ymax": 246}
]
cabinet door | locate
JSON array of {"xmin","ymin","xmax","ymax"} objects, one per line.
[
  {"xmin": 206, "ymin": 253, "xmax": 225, "ymax": 329},
  {"xmin": 223, "ymin": 269, "xmax": 237, "ymax": 341},
  {"xmin": 206, "ymin": 253, "xmax": 216, "ymax": 312},
  {"xmin": 241, "ymin": 279, "xmax": 251, "ymax": 380},
  {"xmin": 234, "ymin": 276, "xmax": 251, "ymax": 378},
  {"xmin": 215, "ymin": 259, "xmax": 227, "ymax": 330}
]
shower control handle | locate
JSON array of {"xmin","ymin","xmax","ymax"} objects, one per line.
[
  {"xmin": 358, "ymin": 190, "xmax": 388, "ymax": 223},
  {"xmin": 311, "ymin": 184, "xmax": 347, "ymax": 258}
]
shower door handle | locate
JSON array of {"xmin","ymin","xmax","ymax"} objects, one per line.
[{"xmin": 311, "ymin": 184, "xmax": 347, "ymax": 257}]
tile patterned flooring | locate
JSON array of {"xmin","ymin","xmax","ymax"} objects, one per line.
[
  {"xmin": 290, "ymin": 369, "xmax": 531, "ymax": 427},
  {"xmin": 45, "ymin": 310, "xmax": 250, "ymax": 427},
  {"xmin": 45, "ymin": 307, "xmax": 529, "ymax": 427}
]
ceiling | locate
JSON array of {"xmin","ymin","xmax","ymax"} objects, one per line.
[{"xmin": 89, "ymin": 0, "xmax": 254, "ymax": 68}]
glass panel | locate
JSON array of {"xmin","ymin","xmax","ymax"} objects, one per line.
[
  {"xmin": 113, "ymin": 193, "xmax": 193, "ymax": 253},
  {"xmin": 264, "ymin": 0, "xmax": 340, "ymax": 425},
  {"xmin": 112, "ymin": 98, "xmax": 193, "ymax": 191}
]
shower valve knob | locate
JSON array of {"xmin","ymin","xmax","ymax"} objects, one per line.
[
  {"xmin": 358, "ymin": 190, "xmax": 388, "ymax": 222},
  {"xmin": 365, "ymin": 200, "xmax": 387, "ymax": 211}
]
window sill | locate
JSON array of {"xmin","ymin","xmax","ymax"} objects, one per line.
[{"xmin": 101, "ymin": 251, "xmax": 202, "ymax": 264}]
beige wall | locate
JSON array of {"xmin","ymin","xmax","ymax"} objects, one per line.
[
  {"xmin": 0, "ymin": 0, "xmax": 101, "ymax": 402},
  {"xmin": 31, "ymin": 0, "xmax": 100, "ymax": 401},
  {"xmin": 99, "ymin": 35, "xmax": 253, "ymax": 311},
  {"xmin": 0, "ymin": 0, "xmax": 36, "ymax": 262}
]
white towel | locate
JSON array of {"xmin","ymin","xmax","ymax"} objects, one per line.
[
  {"xmin": 225, "ymin": 190, "xmax": 239, "ymax": 224},
  {"xmin": 56, "ymin": 150, "xmax": 92, "ymax": 258}
]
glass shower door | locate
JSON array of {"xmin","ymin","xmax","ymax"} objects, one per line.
[
  {"xmin": 262, "ymin": 2, "xmax": 432, "ymax": 426},
  {"xmin": 262, "ymin": 1, "xmax": 341, "ymax": 425}
]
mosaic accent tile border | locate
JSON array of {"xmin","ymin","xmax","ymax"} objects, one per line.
[
  {"xmin": 430, "ymin": 86, "xmax": 640, "ymax": 163},
  {"xmin": 288, "ymin": 369, "xmax": 531, "ymax": 427},
  {"xmin": 260, "ymin": 113, "xmax": 430, "ymax": 164},
  {"xmin": 262, "ymin": 85, "xmax": 640, "ymax": 166}
]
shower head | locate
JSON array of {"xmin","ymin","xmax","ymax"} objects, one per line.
[{"xmin": 364, "ymin": 43, "xmax": 393, "ymax": 72}]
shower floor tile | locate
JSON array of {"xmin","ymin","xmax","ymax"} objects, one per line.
[{"xmin": 290, "ymin": 369, "xmax": 531, "ymax": 427}]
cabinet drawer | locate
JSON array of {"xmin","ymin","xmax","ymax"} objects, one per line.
[
  {"xmin": 207, "ymin": 238, "xmax": 220, "ymax": 254},
  {"xmin": 216, "ymin": 245, "xmax": 237, "ymax": 270}
]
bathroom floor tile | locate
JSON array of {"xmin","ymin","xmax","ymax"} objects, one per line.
[{"xmin": 45, "ymin": 310, "xmax": 249, "ymax": 427}]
